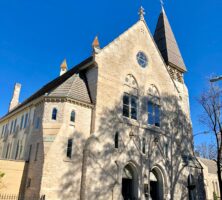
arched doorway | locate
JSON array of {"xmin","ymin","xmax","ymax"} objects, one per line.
[
  {"xmin": 150, "ymin": 168, "xmax": 164, "ymax": 200},
  {"xmin": 122, "ymin": 163, "xmax": 138, "ymax": 200}
]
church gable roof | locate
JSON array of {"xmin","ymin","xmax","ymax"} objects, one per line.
[
  {"xmin": 199, "ymin": 157, "xmax": 217, "ymax": 174},
  {"xmin": 0, "ymin": 56, "xmax": 93, "ymax": 120},
  {"xmin": 154, "ymin": 8, "xmax": 187, "ymax": 72}
]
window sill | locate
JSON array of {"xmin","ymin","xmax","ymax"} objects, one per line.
[
  {"xmin": 121, "ymin": 117, "xmax": 139, "ymax": 126},
  {"xmin": 63, "ymin": 158, "xmax": 74, "ymax": 163},
  {"xmin": 144, "ymin": 124, "xmax": 162, "ymax": 133},
  {"xmin": 69, "ymin": 122, "xmax": 75, "ymax": 127}
]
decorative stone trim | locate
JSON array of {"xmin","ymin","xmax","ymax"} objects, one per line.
[
  {"xmin": 44, "ymin": 97, "xmax": 94, "ymax": 109},
  {"xmin": 120, "ymin": 117, "xmax": 164, "ymax": 134}
]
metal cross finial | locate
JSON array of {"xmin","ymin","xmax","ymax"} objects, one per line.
[
  {"xmin": 160, "ymin": 0, "xmax": 164, "ymax": 7},
  {"xmin": 138, "ymin": 6, "xmax": 145, "ymax": 20}
]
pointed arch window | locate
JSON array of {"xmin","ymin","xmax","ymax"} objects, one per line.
[
  {"xmin": 115, "ymin": 132, "xmax": 119, "ymax": 149},
  {"xmin": 123, "ymin": 74, "xmax": 138, "ymax": 120},
  {"xmin": 52, "ymin": 108, "xmax": 58, "ymax": 120},
  {"xmin": 147, "ymin": 85, "xmax": 161, "ymax": 127},
  {"xmin": 70, "ymin": 110, "xmax": 75, "ymax": 122}
]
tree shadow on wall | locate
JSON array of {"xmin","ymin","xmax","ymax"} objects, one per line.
[
  {"xmin": 57, "ymin": 130, "xmax": 87, "ymax": 200},
  {"xmin": 58, "ymin": 90, "xmax": 205, "ymax": 200}
]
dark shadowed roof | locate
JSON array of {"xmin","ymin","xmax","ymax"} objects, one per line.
[
  {"xmin": 48, "ymin": 73, "xmax": 91, "ymax": 104},
  {"xmin": 154, "ymin": 8, "xmax": 187, "ymax": 72},
  {"xmin": 1, "ymin": 56, "xmax": 94, "ymax": 120},
  {"xmin": 199, "ymin": 157, "xmax": 217, "ymax": 174}
]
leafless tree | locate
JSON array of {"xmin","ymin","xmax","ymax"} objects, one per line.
[
  {"xmin": 198, "ymin": 83, "xmax": 222, "ymax": 198},
  {"xmin": 195, "ymin": 142, "xmax": 217, "ymax": 160}
]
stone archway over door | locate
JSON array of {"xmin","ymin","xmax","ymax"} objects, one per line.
[
  {"xmin": 150, "ymin": 168, "xmax": 164, "ymax": 200},
  {"xmin": 122, "ymin": 164, "xmax": 138, "ymax": 200}
]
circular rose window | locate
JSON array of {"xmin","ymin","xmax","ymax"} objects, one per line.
[{"xmin": 137, "ymin": 51, "xmax": 148, "ymax": 68}]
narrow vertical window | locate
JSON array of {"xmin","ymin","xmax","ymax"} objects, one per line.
[
  {"xmin": 15, "ymin": 141, "xmax": 19, "ymax": 160},
  {"xmin": 19, "ymin": 144, "xmax": 23, "ymax": 159},
  {"xmin": 10, "ymin": 121, "xmax": 14, "ymax": 134},
  {"xmin": 123, "ymin": 94, "xmax": 138, "ymax": 120},
  {"xmin": 24, "ymin": 113, "xmax": 29, "ymax": 128},
  {"xmin": 70, "ymin": 110, "xmax": 75, "ymax": 122},
  {"xmin": 13, "ymin": 119, "xmax": 17, "ymax": 133},
  {"xmin": 3, "ymin": 124, "xmax": 7, "ymax": 137},
  {"xmin": 52, "ymin": 108, "xmax": 57, "ymax": 120},
  {"xmin": 35, "ymin": 117, "xmax": 40, "ymax": 129},
  {"xmin": 148, "ymin": 102, "xmax": 160, "ymax": 127},
  {"xmin": 66, "ymin": 139, "xmax": 73, "ymax": 159},
  {"xmin": 123, "ymin": 94, "xmax": 130, "ymax": 117},
  {"xmin": 1, "ymin": 125, "xmax": 5, "ymax": 137},
  {"xmin": 26, "ymin": 178, "xmax": 31, "ymax": 188},
  {"xmin": 147, "ymin": 85, "xmax": 161, "ymax": 127},
  {"xmin": 20, "ymin": 115, "xmax": 24, "ymax": 130},
  {"xmin": 5, "ymin": 124, "xmax": 8, "ymax": 134},
  {"xmin": 155, "ymin": 105, "xmax": 160, "ymax": 127},
  {"xmin": 5, "ymin": 144, "xmax": 10, "ymax": 159},
  {"xmin": 148, "ymin": 101, "xmax": 154, "ymax": 125},
  {"xmin": 142, "ymin": 138, "xmax": 146, "ymax": 154},
  {"xmin": 34, "ymin": 143, "xmax": 39, "ymax": 161},
  {"xmin": 28, "ymin": 145, "xmax": 32, "ymax": 162},
  {"xmin": 131, "ymin": 96, "xmax": 138, "ymax": 120},
  {"xmin": 115, "ymin": 132, "xmax": 119, "ymax": 149},
  {"xmin": 7, "ymin": 143, "xmax": 12, "ymax": 159}
]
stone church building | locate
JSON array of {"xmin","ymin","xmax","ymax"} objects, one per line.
[{"xmin": 0, "ymin": 6, "xmax": 205, "ymax": 200}]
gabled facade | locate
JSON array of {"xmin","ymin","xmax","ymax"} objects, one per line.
[
  {"xmin": 0, "ymin": 7, "xmax": 205, "ymax": 200},
  {"xmin": 198, "ymin": 158, "xmax": 221, "ymax": 200}
]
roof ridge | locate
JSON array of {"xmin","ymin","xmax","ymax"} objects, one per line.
[
  {"xmin": 0, "ymin": 57, "xmax": 93, "ymax": 121},
  {"xmin": 98, "ymin": 20, "xmax": 141, "ymax": 54}
]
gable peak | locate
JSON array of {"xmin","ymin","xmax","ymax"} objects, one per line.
[{"xmin": 138, "ymin": 6, "xmax": 145, "ymax": 21}]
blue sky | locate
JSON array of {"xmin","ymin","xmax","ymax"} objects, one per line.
[{"xmin": 0, "ymin": 0, "xmax": 222, "ymax": 146}]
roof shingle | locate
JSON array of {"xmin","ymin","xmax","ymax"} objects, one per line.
[{"xmin": 154, "ymin": 8, "xmax": 187, "ymax": 72}]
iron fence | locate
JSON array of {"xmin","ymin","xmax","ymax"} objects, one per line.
[{"xmin": 0, "ymin": 194, "xmax": 45, "ymax": 200}]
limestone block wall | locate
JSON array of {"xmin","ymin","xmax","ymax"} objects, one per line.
[
  {"xmin": 0, "ymin": 160, "xmax": 25, "ymax": 195},
  {"xmin": 199, "ymin": 159, "xmax": 220, "ymax": 200},
  {"xmin": 0, "ymin": 105, "xmax": 36, "ymax": 161},
  {"xmin": 22, "ymin": 103, "xmax": 44, "ymax": 199},
  {"xmin": 81, "ymin": 20, "xmax": 198, "ymax": 200},
  {"xmin": 40, "ymin": 101, "xmax": 92, "ymax": 200}
]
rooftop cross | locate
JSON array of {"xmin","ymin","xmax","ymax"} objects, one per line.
[
  {"xmin": 160, "ymin": 0, "xmax": 165, "ymax": 12},
  {"xmin": 138, "ymin": 6, "xmax": 145, "ymax": 20},
  {"xmin": 160, "ymin": 0, "xmax": 164, "ymax": 7}
]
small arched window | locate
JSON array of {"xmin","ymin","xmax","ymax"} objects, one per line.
[
  {"xmin": 115, "ymin": 132, "xmax": 119, "ymax": 149},
  {"xmin": 70, "ymin": 110, "xmax": 75, "ymax": 122},
  {"xmin": 52, "ymin": 108, "xmax": 57, "ymax": 120}
]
